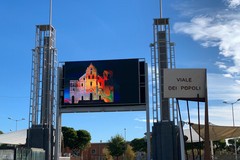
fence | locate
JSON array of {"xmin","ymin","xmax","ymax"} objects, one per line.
[{"xmin": 0, "ymin": 147, "xmax": 45, "ymax": 160}]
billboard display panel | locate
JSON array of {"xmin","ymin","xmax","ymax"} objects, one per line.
[
  {"xmin": 163, "ymin": 69, "xmax": 206, "ymax": 99},
  {"xmin": 61, "ymin": 59, "xmax": 146, "ymax": 111}
]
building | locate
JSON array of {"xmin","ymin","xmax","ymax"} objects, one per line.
[
  {"xmin": 69, "ymin": 63, "xmax": 114, "ymax": 104},
  {"xmin": 63, "ymin": 142, "xmax": 111, "ymax": 160}
]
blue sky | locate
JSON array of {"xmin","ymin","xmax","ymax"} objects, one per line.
[{"xmin": 0, "ymin": 0, "xmax": 240, "ymax": 143}]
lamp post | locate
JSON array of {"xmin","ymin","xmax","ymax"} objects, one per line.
[
  {"xmin": 124, "ymin": 128, "xmax": 126, "ymax": 141},
  {"xmin": 223, "ymin": 98, "xmax": 240, "ymax": 160},
  {"xmin": 99, "ymin": 140, "xmax": 102, "ymax": 160},
  {"xmin": 8, "ymin": 117, "xmax": 25, "ymax": 131}
]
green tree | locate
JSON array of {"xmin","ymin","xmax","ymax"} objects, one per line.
[
  {"xmin": 237, "ymin": 138, "xmax": 240, "ymax": 147},
  {"xmin": 107, "ymin": 134, "xmax": 126, "ymax": 160},
  {"xmin": 124, "ymin": 144, "xmax": 135, "ymax": 160},
  {"xmin": 213, "ymin": 139, "xmax": 226, "ymax": 150},
  {"xmin": 102, "ymin": 148, "xmax": 113, "ymax": 160},
  {"xmin": 62, "ymin": 127, "xmax": 91, "ymax": 159},
  {"xmin": 62, "ymin": 126, "xmax": 78, "ymax": 149},
  {"xmin": 228, "ymin": 139, "xmax": 235, "ymax": 146},
  {"xmin": 0, "ymin": 131, "xmax": 3, "ymax": 134},
  {"xmin": 76, "ymin": 129, "xmax": 91, "ymax": 160},
  {"xmin": 130, "ymin": 138, "xmax": 147, "ymax": 152}
]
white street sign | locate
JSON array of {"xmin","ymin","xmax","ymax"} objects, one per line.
[{"xmin": 163, "ymin": 69, "xmax": 206, "ymax": 98}]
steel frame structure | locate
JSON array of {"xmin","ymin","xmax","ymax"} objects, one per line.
[
  {"xmin": 150, "ymin": 18, "xmax": 177, "ymax": 123},
  {"xmin": 29, "ymin": 24, "xmax": 57, "ymax": 160}
]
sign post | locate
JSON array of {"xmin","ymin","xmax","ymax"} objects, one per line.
[{"xmin": 163, "ymin": 69, "xmax": 211, "ymax": 160}]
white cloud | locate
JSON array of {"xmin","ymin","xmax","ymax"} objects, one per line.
[
  {"xmin": 207, "ymin": 73, "xmax": 240, "ymax": 100},
  {"xmin": 187, "ymin": 104, "xmax": 240, "ymax": 126},
  {"xmin": 134, "ymin": 117, "xmax": 154, "ymax": 124},
  {"xmin": 179, "ymin": 73, "xmax": 240, "ymax": 126},
  {"xmin": 226, "ymin": 0, "xmax": 240, "ymax": 8},
  {"xmin": 134, "ymin": 126, "xmax": 144, "ymax": 129},
  {"xmin": 223, "ymin": 74, "xmax": 233, "ymax": 78},
  {"xmin": 215, "ymin": 61, "xmax": 227, "ymax": 69},
  {"xmin": 236, "ymin": 80, "xmax": 240, "ymax": 84},
  {"xmin": 174, "ymin": 11, "xmax": 240, "ymax": 78}
]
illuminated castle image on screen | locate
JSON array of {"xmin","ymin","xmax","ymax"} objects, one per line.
[{"xmin": 69, "ymin": 63, "xmax": 114, "ymax": 104}]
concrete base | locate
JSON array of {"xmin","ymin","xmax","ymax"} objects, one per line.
[
  {"xmin": 26, "ymin": 125, "xmax": 54, "ymax": 160},
  {"xmin": 152, "ymin": 121, "xmax": 180, "ymax": 160}
]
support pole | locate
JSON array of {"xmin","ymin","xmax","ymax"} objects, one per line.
[
  {"xmin": 211, "ymin": 141, "xmax": 214, "ymax": 160},
  {"xmin": 160, "ymin": 0, "xmax": 162, "ymax": 18},
  {"xmin": 54, "ymin": 108, "xmax": 61, "ymax": 160},
  {"xmin": 145, "ymin": 63, "xmax": 151, "ymax": 160},
  {"xmin": 186, "ymin": 100, "xmax": 194, "ymax": 159},
  {"xmin": 146, "ymin": 103, "xmax": 151, "ymax": 160},
  {"xmin": 176, "ymin": 99, "xmax": 186, "ymax": 160},
  {"xmin": 204, "ymin": 70, "xmax": 211, "ymax": 160},
  {"xmin": 197, "ymin": 94, "xmax": 201, "ymax": 159},
  {"xmin": 49, "ymin": 0, "xmax": 52, "ymax": 26}
]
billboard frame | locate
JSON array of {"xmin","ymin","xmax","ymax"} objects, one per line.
[
  {"xmin": 54, "ymin": 58, "xmax": 150, "ymax": 160},
  {"xmin": 58, "ymin": 58, "xmax": 147, "ymax": 113}
]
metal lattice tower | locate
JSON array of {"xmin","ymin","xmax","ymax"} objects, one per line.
[
  {"xmin": 28, "ymin": 25, "xmax": 57, "ymax": 160},
  {"xmin": 169, "ymin": 42, "xmax": 178, "ymax": 124},
  {"xmin": 29, "ymin": 25, "xmax": 57, "ymax": 128},
  {"xmin": 151, "ymin": 18, "xmax": 176, "ymax": 123},
  {"xmin": 27, "ymin": 1, "xmax": 57, "ymax": 160},
  {"xmin": 151, "ymin": 1, "xmax": 180, "ymax": 160}
]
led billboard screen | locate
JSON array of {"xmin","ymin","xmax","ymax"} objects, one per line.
[{"xmin": 61, "ymin": 59, "xmax": 146, "ymax": 111}]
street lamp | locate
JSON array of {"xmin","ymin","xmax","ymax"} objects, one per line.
[
  {"xmin": 8, "ymin": 117, "xmax": 25, "ymax": 131},
  {"xmin": 99, "ymin": 140, "xmax": 102, "ymax": 160},
  {"xmin": 124, "ymin": 128, "xmax": 126, "ymax": 141},
  {"xmin": 223, "ymin": 98, "xmax": 240, "ymax": 160}
]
